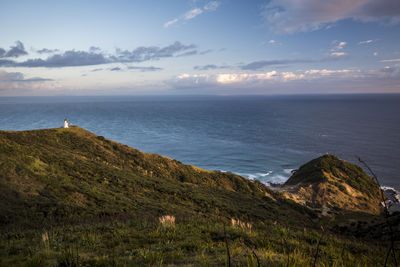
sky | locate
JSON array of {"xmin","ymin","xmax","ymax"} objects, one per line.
[{"xmin": 0, "ymin": 0, "xmax": 400, "ymax": 96}]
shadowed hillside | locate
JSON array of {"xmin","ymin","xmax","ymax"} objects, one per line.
[{"xmin": 0, "ymin": 126, "xmax": 312, "ymax": 227}]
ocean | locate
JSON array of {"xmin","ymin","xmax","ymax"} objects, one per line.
[{"xmin": 1, "ymin": 94, "xmax": 399, "ymax": 191}]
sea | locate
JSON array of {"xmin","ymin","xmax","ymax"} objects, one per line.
[{"xmin": 1, "ymin": 94, "xmax": 399, "ymax": 194}]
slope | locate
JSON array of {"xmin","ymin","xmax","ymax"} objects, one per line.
[{"xmin": 0, "ymin": 126, "xmax": 312, "ymax": 227}]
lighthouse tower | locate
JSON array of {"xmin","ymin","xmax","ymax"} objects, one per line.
[{"xmin": 63, "ymin": 119, "xmax": 69, "ymax": 128}]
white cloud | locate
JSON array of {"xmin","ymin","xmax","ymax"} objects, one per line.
[
  {"xmin": 171, "ymin": 69, "xmax": 360, "ymax": 89},
  {"xmin": 163, "ymin": 1, "xmax": 220, "ymax": 28},
  {"xmin": 216, "ymin": 71, "xmax": 278, "ymax": 84},
  {"xmin": 359, "ymin": 39, "xmax": 373, "ymax": 45},
  {"xmin": 304, "ymin": 69, "xmax": 352, "ymax": 75},
  {"xmin": 334, "ymin": 41, "xmax": 347, "ymax": 50},
  {"xmin": 269, "ymin": 40, "xmax": 276, "ymax": 44},
  {"xmin": 204, "ymin": 1, "xmax": 220, "ymax": 11},
  {"xmin": 184, "ymin": 8, "xmax": 203, "ymax": 20},
  {"xmin": 164, "ymin": 18, "xmax": 179, "ymax": 28},
  {"xmin": 381, "ymin": 58, "xmax": 400, "ymax": 62},
  {"xmin": 374, "ymin": 52, "xmax": 378, "ymax": 56},
  {"xmin": 330, "ymin": 52, "xmax": 347, "ymax": 57},
  {"xmin": 262, "ymin": 0, "xmax": 400, "ymax": 34}
]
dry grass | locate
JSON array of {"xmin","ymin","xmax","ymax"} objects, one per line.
[
  {"xmin": 159, "ymin": 215, "xmax": 175, "ymax": 228},
  {"xmin": 231, "ymin": 218, "xmax": 252, "ymax": 231}
]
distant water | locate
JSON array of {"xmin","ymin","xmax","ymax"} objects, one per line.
[{"xmin": 1, "ymin": 94, "xmax": 399, "ymax": 191}]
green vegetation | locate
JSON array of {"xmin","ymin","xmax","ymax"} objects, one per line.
[{"xmin": 0, "ymin": 127, "xmax": 398, "ymax": 266}]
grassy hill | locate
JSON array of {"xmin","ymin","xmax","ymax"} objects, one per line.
[
  {"xmin": 281, "ymin": 154, "xmax": 382, "ymax": 215},
  {"xmin": 0, "ymin": 126, "xmax": 308, "ymax": 226},
  {"xmin": 0, "ymin": 127, "xmax": 398, "ymax": 266}
]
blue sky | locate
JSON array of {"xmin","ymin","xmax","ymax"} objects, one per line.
[{"xmin": 0, "ymin": 0, "xmax": 400, "ymax": 96}]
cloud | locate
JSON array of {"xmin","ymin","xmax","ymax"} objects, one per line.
[
  {"xmin": 332, "ymin": 41, "xmax": 347, "ymax": 50},
  {"xmin": 0, "ymin": 41, "xmax": 198, "ymax": 68},
  {"xmin": 241, "ymin": 59, "xmax": 315, "ymax": 70},
  {"xmin": 89, "ymin": 46, "xmax": 101, "ymax": 52},
  {"xmin": 0, "ymin": 70, "xmax": 53, "ymax": 82},
  {"xmin": 193, "ymin": 64, "xmax": 230, "ymax": 70},
  {"xmin": 262, "ymin": 0, "xmax": 400, "ymax": 34},
  {"xmin": 0, "ymin": 70, "xmax": 54, "ymax": 92},
  {"xmin": 16, "ymin": 50, "xmax": 109, "ymax": 67},
  {"xmin": 0, "ymin": 48, "xmax": 6, "ymax": 57},
  {"xmin": 184, "ymin": 8, "xmax": 203, "ymax": 20},
  {"xmin": 164, "ymin": 18, "xmax": 179, "ymax": 28},
  {"xmin": 199, "ymin": 49, "xmax": 213, "ymax": 55},
  {"xmin": 381, "ymin": 58, "xmax": 400, "ymax": 62},
  {"xmin": 330, "ymin": 52, "xmax": 347, "ymax": 57},
  {"xmin": 128, "ymin": 66, "xmax": 163, "ymax": 72},
  {"xmin": 204, "ymin": 1, "xmax": 220, "ymax": 11},
  {"xmin": 91, "ymin": 68, "xmax": 103, "ymax": 72},
  {"xmin": 269, "ymin": 40, "xmax": 276, "ymax": 44},
  {"xmin": 374, "ymin": 52, "xmax": 378, "ymax": 56},
  {"xmin": 0, "ymin": 59, "xmax": 15, "ymax": 66},
  {"xmin": 0, "ymin": 41, "xmax": 28, "ymax": 58},
  {"xmin": 164, "ymin": 1, "xmax": 220, "ymax": 28},
  {"xmin": 37, "ymin": 48, "xmax": 59, "ymax": 54},
  {"xmin": 114, "ymin": 41, "xmax": 196, "ymax": 62},
  {"xmin": 176, "ymin": 50, "xmax": 198, "ymax": 57},
  {"xmin": 110, "ymin": 67, "xmax": 121, "ymax": 71},
  {"xmin": 328, "ymin": 41, "xmax": 348, "ymax": 57},
  {"xmin": 381, "ymin": 65, "xmax": 400, "ymax": 77},
  {"xmin": 359, "ymin": 39, "xmax": 373, "ymax": 45},
  {"xmin": 168, "ymin": 68, "xmax": 368, "ymax": 89},
  {"xmin": 304, "ymin": 69, "xmax": 352, "ymax": 76}
]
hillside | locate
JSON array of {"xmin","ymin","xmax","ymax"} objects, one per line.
[
  {"xmin": 280, "ymin": 154, "xmax": 382, "ymax": 215},
  {"xmin": 0, "ymin": 127, "xmax": 398, "ymax": 266},
  {"xmin": 0, "ymin": 126, "xmax": 307, "ymax": 226}
]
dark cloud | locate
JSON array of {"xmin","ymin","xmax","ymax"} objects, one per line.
[
  {"xmin": 89, "ymin": 46, "xmax": 101, "ymax": 52},
  {"xmin": 241, "ymin": 60, "xmax": 310, "ymax": 70},
  {"xmin": 114, "ymin": 41, "xmax": 196, "ymax": 62},
  {"xmin": 128, "ymin": 66, "xmax": 163, "ymax": 72},
  {"xmin": 194, "ymin": 64, "xmax": 217, "ymax": 70},
  {"xmin": 357, "ymin": 0, "xmax": 400, "ymax": 20},
  {"xmin": 0, "ymin": 70, "xmax": 53, "ymax": 90},
  {"xmin": 20, "ymin": 77, "xmax": 54, "ymax": 82},
  {"xmin": 176, "ymin": 50, "xmax": 198, "ymax": 57},
  {"xmin": 0, "ymin": 41, "xmax": 199, "ymax": 68},
  {"xmin": 193, "ymin": 64, "xmax": 229, "ymax": 70},
  {"xmin": 0, "ymin": 59, "xmax": 15, "ymax": 66},
  {"xmin": 0, "ymin": 41, "xmax": 28, "ymax": 58},
  {"xmin": 91, "ymin": 68, "xmax": 103, "ymax": 72},
  {"xmin": 37, "ymin": 48, "xmax": 59, "ymax": 54},
  {"xmin": 263, "ymin": 0, "xmax": 400, "ymax": 34},
  {"xmin": 110, "ymin": 67, "xmax": 121, "ymax": 71},
  {"xmin": 199, "ymin": 49, "xmax": 213, "ymax": 55},
  {"xmin": 16, "ymin": 50, "xmax": 109, "ymax": 67}
]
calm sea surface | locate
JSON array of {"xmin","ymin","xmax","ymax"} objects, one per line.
[{"xmin": 1, "ymin": 94, "xmax": 399, "ymax": 190}]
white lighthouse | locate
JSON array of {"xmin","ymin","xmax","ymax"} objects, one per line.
[{"xmin": 63, "ymin": 119, "xmax": 69, "ymax": 128}]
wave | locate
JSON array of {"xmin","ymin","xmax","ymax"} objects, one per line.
[
  {"xmin": 380, "ymin": 186, "xmax": 400, "ymax": 213},
  {"xmin": 283, "ymin": 168, "xmax": 294, "ymax": 174},
  {"xmin": 240, "ymin": 170, "xmax": 290, "ymax": 188}
]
